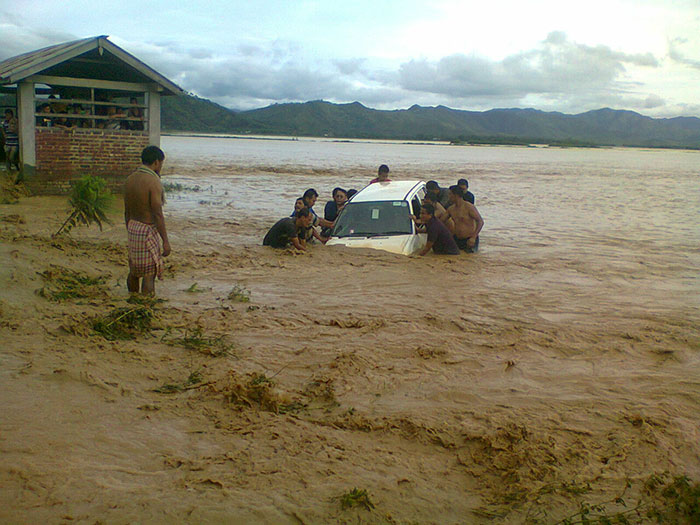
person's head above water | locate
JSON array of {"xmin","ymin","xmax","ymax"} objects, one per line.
[
  {"xmin": 457, "ymin": 178, "xmax": 469, "ymax": 190},
  {"xmin": 376, "ymin": 164, "xmax": 390, "ymax": 181},
  {"xmin": 294, "ymin": 207, "xmax": 313, "ymax": 227},
  {"xmin": 332, "ymin": 187, "xmax": 347, "ymax": 205},
  {"xmin": 426, "ymin": 180, "xmax": 440, "ymax": 193},
  {"xmin": 420, "ymin": 203, "xmax": 435, "ymax": 222},
  {"xmin": 302, "ymin": 188, "xmax": 318, "ymax": 207},
  {"xmin": 449, "ymin": 185, "xmax": 464, "ymax": 202}
]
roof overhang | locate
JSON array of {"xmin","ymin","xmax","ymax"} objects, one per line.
[{"xmin": 0, "ymin": 36, "xmax": 184, "ymax": 96}]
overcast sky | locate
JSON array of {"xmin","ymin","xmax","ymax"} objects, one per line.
[{"xmin": 1, "ymin": 0, "xmax": 699, "ymax": 117}]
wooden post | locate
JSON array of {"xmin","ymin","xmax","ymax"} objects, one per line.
[
  {"xmin": 17, "ymin": 81, "xmax": 36, "ymax": 179},
  {"xmin": 146, "ymin": 87, "xmax": 160, "ymax": 147}
]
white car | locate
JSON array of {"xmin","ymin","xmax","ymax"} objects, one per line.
[{"xmin": 326, "ymin": 180, "xmax": 428, "ymax": 255}]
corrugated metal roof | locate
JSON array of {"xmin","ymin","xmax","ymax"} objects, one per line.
[{"xmin": 0, "ymin": 36, "xmax": 183, "ymax": 95}]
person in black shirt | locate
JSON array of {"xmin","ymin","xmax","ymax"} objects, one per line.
[
  {"xmin": 263, "ymin": 208, "xmax": 313, "ymax": 250},
  {"xmin": 457, "ymin": 178, "xmax": 475, "ymax": 204},
  {"xmin": 416, "ymin": 203, "xmax": 460, "ymax": 256},
  {"xmin": 426, "ymin": 180, "xmax": 451, "ymax": 209}
]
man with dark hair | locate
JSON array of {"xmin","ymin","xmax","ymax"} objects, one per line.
[
  {"xmin": 425, "ymin": 180, "xmax": 451, "ymax": 209},
  {"xmin": 322, "ymin": 187, "xmax": 347, "ymax": 236},
  {"xmin": 264, "ymin": 208, "xmax": 313, "ymax": 250},
  {"xmin": 124, "ymin": 145, "xmax": 170, "ymax": 295},
  {"xmin": 141, "ymin": 145, "xmax": 165, "ymax": 165},
  {"xmin": 370, "ymin": 164, "xmax": 391, "ymax": 183},
  {"xmin": 416, "ymin": 203, "xmax": 460, "ymax": 256},
  {"xmin": 447, "ymin": 185, "xmax": 484, "ymax": 253},
  {"xmin": 301, "ymin": 187, "xmax": 332, "ymax": 239},
  {"xmin": 457, "ymin": 178, "xmax": 475, "ymax": 204}
]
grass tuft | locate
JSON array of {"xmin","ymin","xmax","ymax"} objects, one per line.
[
  {"xmin": 227, "ymin": 284, "xmax": 251, "ymax": 303},
  {"xmin": 339, "ymin": 488, "xmax": 375, "ymax": 511},
  {"xmin": 163, "ymin": 326, "xmax": 233, "ymax": 357}
]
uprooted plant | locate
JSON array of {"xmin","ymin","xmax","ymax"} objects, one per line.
[
  {"xmin": 153, "ymin": 370, "xmax": 207, "ymax": 394},
  {"xmin": 37, "ymin": 267, "xmax": 110, "ymax": 302},
  {"xmin": 92, "ymin": 304, "xmax": 155, "ymax": 340},
  {"xmin": 55, "ymin": 175, "xmax": 113, "ymax": 236}
]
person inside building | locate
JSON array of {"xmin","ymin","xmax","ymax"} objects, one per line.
[{"xmin": 1, "ymin": 109, "xmax": 20, "ymax": 171}]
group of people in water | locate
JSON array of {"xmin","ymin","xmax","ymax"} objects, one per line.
[
  {"xmin": 123, "ymin": 149, "xmax": 484, "ymax": 297},
  {"xmin": 263, "ymin": 164, "xmax": 484, "ymax": 256}
]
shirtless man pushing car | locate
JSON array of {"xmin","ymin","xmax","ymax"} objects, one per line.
[{"xmin": 447, "ymin": 185, "xmax": 483, "ymax": 253}]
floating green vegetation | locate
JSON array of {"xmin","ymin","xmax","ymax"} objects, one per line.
[
  {"xmin": 185, "ymin": 282, "xmax": 210, "ymax": 293},
  {"xmin": 162, "ymin": 181, "xmax": 201, "ymax": 193},
  {"xmin": 548, "ymin": 474, "xmax": 700, "ymax": 525},
  {"xmin": 154, "ymin": 370, "xmax": 203, "ymax": 394},
  {"xmin": 92, "ymin": 305, "xmax": 154, "ymax": 340},
  {"xmin": 163, "ymin": 326, "xmax": 233, "ymax": 357},
  {"xmin": 37, "ymin": 267, "xmax": 109, "ymax": 302},
  {"xmin": 227, "ymin": 284, "xmax": 251, "ymax": 303},
  {"xmin": 55, "ymin": 175, "xmax": 113, "ymax": 236},
  {"xmin": 339, "ymin": 488, "xmax": 375, "ymax": 511}
]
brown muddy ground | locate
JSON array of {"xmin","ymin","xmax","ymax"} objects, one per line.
[{"xmin": 1, "ymin": 185, "xmax": 698, "ymax": 524}]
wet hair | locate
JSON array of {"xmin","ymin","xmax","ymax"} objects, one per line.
[
  {"xmin": 378, "ymin": 164, "xmax": 390, "ymax": 175},
  {"xmin": 449, "ymin": 185, "xmax": 464, "ymax": 197},
  {"xmin": 141, "ymin": 145, "xmax": 165, "ymax": 165},
  {"xmin": 426, "ymin": 180, "xmax": 440, "ymax": 192},
  {"xmin": 332, "ymin": 187, "xmax": 347, "ymax": 198},
  {"xmin": 303, "ymin": 188, "xmax": 318, "ymax": 201},
  {"xmin": 346, "ymin": 189, "xmax": 357, "ymax": 199},
  {"xmin": 421, "ymin": 203, "xmax": 435, "ymax": 216},
  {"xmin": 458, "ymin": 178, "xmax": 469, "ymax": 188},
  {"xmin": 295, "ymin": 197, "xmax": 305, "ymax": 205},
  {"xmin": 295, "ymin": 207, "xmax": 310, "ymax": 218}
]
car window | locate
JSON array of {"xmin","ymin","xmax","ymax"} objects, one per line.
[{"xmin": 332, "ymin": 201, "xmax": 412, "ymax": 237}]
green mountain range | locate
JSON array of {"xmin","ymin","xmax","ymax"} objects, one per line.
[{"xmin": 162, "ymin": 96, "xmax": 700, "ymax": 148}]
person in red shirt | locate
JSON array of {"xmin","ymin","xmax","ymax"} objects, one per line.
[{"xmin": 369, "ymin": 164, "xmax": 391, "ymax": 184}]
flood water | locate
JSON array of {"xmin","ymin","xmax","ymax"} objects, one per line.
[{"xmin": 160, "ymin": 134, "xmax": 700, "ymax": 314}]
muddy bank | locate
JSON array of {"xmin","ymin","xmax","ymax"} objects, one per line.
[{"xmin": 0, "ymin": 185, "xmax": 699, "ymax": 523}]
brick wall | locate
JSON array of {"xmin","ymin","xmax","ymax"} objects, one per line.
[{"xmin": 31, "ymin": 128, "xmax": 150, "ymax": 194}]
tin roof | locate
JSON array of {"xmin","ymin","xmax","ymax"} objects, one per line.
[{"xmin": 0, "ymin": 36, "xmax": 184, "ymax": 95}]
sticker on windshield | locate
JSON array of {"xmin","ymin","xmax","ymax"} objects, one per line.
[
  {"xmin": 392, "ymin": 201, "xmax": 403, "ymax": 206},
  {"xmin": 371, "ymin": 208, "xmax": 380, "ymax": 219}
]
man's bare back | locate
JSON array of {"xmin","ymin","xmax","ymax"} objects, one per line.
[{"xmin": 124, "ymin": 169, "xmax": 164, "ymax": 225}]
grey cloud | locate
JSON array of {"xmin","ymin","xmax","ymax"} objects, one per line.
[
  {"xmin": 333, "ymin": 58, "xmax": 365, "ymax": 75},
  {"xmin": 0, "ymin": 17, "xmax": 76, "ymax": 60},
  {"xmin": 668, "ymin": 38, "xmax": 700, "ymax": 69},
  {"xmin": 397, "ymin": 32, "xmax": 659, "ymax": 102}
]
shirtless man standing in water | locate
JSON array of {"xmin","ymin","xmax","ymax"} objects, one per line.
[
  {"xmin": 124, "ymin": 146, "xmax": 171, "ymax": 294},
  {"xmin": 447, "ymin": 185, "xmax": 484, "ymax": 253}
]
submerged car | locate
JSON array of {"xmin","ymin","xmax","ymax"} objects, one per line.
[{"xmin": 326, "ymin": 180, "xmax": 428, "ymax": 255}]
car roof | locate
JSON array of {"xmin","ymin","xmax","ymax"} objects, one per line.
[{"xmin": 350, "ymin": 180, "xmax": 425, "ymax": 203}]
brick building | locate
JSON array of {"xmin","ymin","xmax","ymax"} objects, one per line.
[{"xmin": 0, "ymin": 36, "xmax": 183, "ymax": 193}]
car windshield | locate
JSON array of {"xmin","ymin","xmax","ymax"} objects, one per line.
[{"xmin": 332, "ymin": 201, "xmax": 413, "ymax": 237}]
